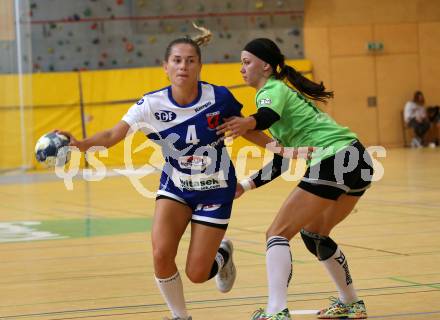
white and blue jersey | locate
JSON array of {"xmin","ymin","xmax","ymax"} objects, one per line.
[{"xmin": 122, "ymin": 81, "xmax": 242, "ymax": 228}]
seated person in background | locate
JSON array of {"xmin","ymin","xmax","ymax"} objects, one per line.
[{"xmin": 404, "ymin": 91, "xmax": 430, "ymax": 147}]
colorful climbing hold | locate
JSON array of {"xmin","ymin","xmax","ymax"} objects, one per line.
[
  {"xmin": 84, "ymin": 8, "xmax": 92, "ymax": 17},
  {"xmin": 125, "ymin": 42, "xmax": 134, "ymax": 52}
]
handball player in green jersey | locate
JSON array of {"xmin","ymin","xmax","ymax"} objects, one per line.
[{"xmin": 217, "ymin": 38, "xmax": 372, "ymax": 320}]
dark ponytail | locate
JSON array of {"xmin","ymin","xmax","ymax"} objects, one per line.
[
  {"xmin": 244, "ymin": 38, "xmax": 333, "ymax": 103},
  {"xmin": 277, "ymin": 62, "xmax": 333, "ymax": 103}
]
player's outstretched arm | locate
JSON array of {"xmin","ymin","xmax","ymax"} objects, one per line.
[
  {"xmin": 242, "ymin": 129, "xmax": 273, "ymax": 150},
  {"xmin": 217, "ymin": 116, "xmax": 255, "ymax": 138},
  {"xmin": 235, "ymin": 153, "xmax": 286, "ymax": 199},
  {"xmin": 243, "ymin": 130, "xmax": 315, "ymax": 160},
  {"xmin": 57, "ymin": 121, "xmax": 130, "ymax": 152}
]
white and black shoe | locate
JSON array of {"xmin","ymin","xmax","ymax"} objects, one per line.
[{"xmin": 215, "ymin": 238, "xmax": 236, "ymax": 293}]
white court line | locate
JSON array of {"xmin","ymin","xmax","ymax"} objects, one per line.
[{"xmin": 290, "ymin": 309, "xmax": 319, "ymax": 315}]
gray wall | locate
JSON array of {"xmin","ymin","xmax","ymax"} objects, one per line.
[{"xmin": 0, "ymin": 0, "xmax": 304, "ymax": 73}]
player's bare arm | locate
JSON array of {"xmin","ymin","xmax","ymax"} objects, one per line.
[{"xmin": 57, "ymin": 121, "xmax": 130, "ymax": 152}]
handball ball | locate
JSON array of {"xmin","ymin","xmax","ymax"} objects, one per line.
[{"xmin": 35, "ymin": 132, "xmax": 71, "ymax": 167}]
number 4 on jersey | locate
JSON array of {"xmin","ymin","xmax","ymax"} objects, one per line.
[{"xmin": 185, "ymin": 125, "xmax": 200, "ymax": 145}]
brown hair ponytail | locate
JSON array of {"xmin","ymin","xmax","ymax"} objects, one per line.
[{"xmin": 164, "ymin": 22, "xmax": 213, "ymax": 62}]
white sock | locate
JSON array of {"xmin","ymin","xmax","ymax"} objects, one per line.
[
  {"xmin": 320, "ymin": 246, "xmax": 358, "ymax": 304},
  {"xmin": 266, "ymin": 236, "xmax": 292, "ymax": 314},
  {"xmin": 155, "ymin": 271, "xmax": 188, "ymax": 318}
]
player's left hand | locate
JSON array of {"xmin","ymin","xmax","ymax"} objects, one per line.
[{"xmin": 217, "ymin": 116, "xmax": 255, "ymax": 139}]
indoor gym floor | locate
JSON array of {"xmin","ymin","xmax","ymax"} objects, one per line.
[{"xmin": 0, "ymin": 147, "xmax": 439, "ymax": 320}]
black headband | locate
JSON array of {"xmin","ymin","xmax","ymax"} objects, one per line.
[{"xmin": 243, "ymin": 38, "xmax": 283, "ymax": 71}]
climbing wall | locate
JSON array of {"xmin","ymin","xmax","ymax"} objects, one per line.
[{"xmin": 0, "ymin": 0, "xmax": 304, "ymax": 73}]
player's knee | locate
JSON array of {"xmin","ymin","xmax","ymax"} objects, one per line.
[
  {"xmin": 186, "ymin": 253, "xmax": 212, "ymax": 283},
  {"xmin": 152, "ymin": 246, "xmax": 175, "ymax": 271},
  {"xmin": 300, "ymin": 229, "xmax": 337, "ymax": 260},
  {"xmin": 185, "ymin": 264, "xmax": 209, "ymax": 283},
  {"xmin": 266, "ymin": 224, "xmax": 296, "ymax": 240}
]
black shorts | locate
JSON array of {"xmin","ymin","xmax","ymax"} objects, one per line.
[{"xmin": 298, "ymin": 140, "xmax": 374, "ymax": 200}]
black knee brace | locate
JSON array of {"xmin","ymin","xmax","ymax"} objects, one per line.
[{"xmin": 300, "ymin": 229, "xmax": 338, "ymax": 261}]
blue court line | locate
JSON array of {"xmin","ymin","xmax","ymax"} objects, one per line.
[
  {"xmin": 29, "ymin": 310, "xmax": 440, "ymax": 320},
  {"xmin": 2, "ymin": 287, "xmax": 438, "ymax": 319},
  {"xmin": 0, "ymin": 238, "xmax": 148, "ymax": 252},
  {"xmin": 389, "ymin": 277, "xmax": 440, "ymax": 289},
  {"xmin": 339, "ymin": 243, "xmax": 409, "ymax": 256},
  {"xmin": 1, "ymin": 279, "xmax": 439, "ymax": 310},
  {"xmin": 362, "ymin": 198, "xmax": 440, "ymax": 209},
  {"xmin": 1, "ymin": 250, "xmax": 150, "ymax": 264},
  {"xmin": 8, "ymin": 306, "xmax": 440, "ymax": 320}
]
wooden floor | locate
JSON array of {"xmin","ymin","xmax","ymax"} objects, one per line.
[{"xmin": 0, "ymin": 147, "xmax": 439, "ymax": 320}]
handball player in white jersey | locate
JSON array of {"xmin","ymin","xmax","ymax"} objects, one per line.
[{"xmin": 57, "ymin": 28, "xmax": 293, "ymax": 320}]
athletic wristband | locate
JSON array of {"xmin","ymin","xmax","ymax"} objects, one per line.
[
  {"xmin": 250, "ymin": 107, "xmax": 280, "ymax": 130},
  {"xmin": 240, "ymin": 179, "xmax": 253, "ymax": 192}
]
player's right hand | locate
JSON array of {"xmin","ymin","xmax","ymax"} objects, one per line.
[{"xmin": 54, "ymin": 130, "xmax": 83, "ymax": 151}]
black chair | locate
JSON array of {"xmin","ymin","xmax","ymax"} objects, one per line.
[{"xmin": 401, "ymin": 110, "xmax": 413, "ymax": 147}]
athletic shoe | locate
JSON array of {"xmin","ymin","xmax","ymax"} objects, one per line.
[
  {"xmin": 251, "ymin": 308, "xmax": 266, "ymax": 320},
  {"xmin": 346, "ymin": 300, "xmax": 367, "ymax": 319},
  {"xmin": 318, "ymin": 297, "xmax": 368, "ymax": 319},
  {"xmin": 250, "ymin": 308, "xmax": 291, "ymax": 320},
  {"xmin": 162, "ymin": 316, "xmax": 192, "ymax": 320},
  {"xmin": 317, "ymin": 297, "xmax": 348, "ymax": 319},
  {"xmin": 215, "ymin": 238, "xmax": 236, "ymax": 293}
]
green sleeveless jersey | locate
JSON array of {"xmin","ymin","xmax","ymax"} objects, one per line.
[{"xmin": 255, "ymin": 77, "xmax": 357, "ymax": 165}]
